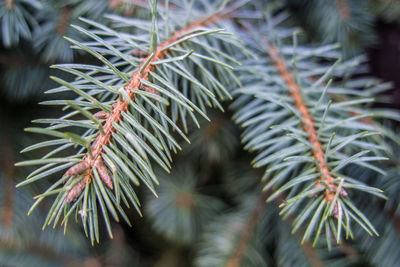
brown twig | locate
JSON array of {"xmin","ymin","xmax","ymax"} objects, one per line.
[
  {"xmin": 175, "ymin": 191, "xmax": 195, "ymax": 210},
  {"xmin": 336, "ymin": 0, "xmax": 351, "ymax": 20},
  {"xmin": 337, "ymin": 241, "xmax": 359, "ymax": 260},
  {"xmin": 65, "ymin": 10, "xmax": 229, "ymax": 200},
  {"xmin": 301, "ymin": 241, "xmax": 325, "ymax": 267},
  {"xmin": 56, "ymin": 6, "xmax": 72, "ymax": 35},
  {"xmin": 5, "ymin": 0, "xmax": 14, "ymax": 9},
  {"xmin": 0, "ymin": 236, "xmax": 81, "ymax": 264},
  {"xmin": 267, "ymin": 43, "xmax": 338, "ymax": 202},
  {"xmin": 86, "ymin": 13, "xmax": 224, "ymax": 166},
  {"xmin": 384, "ymin": 206, "xmax": 400, "ymax": 234},
  {"xmin": 0, "ymin": 122, "xmax": 16, "ymax": 231},
  {"xmin": 202, "ymin": 114, "xmax": 229, "ymax": 141},
  {"xmin": 226, "ymin": 192, "xmax": 269, "ymax": 267}
]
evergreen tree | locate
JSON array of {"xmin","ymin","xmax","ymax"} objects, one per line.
[{"xmin": 1, "ymin": 0, "xmax": 400, "ymax": 266}]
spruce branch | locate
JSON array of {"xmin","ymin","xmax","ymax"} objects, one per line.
[
  {"xmin": 17, "ymin": 0, "xmax": 243, "ymax": 242},
  {"xmin": 369, "ymin": 0, "xmax": 400, "ymax": 23},
  {"xmin": 266, "ymin": 42, "xmax": 340, "ymax": 203},
  {"xmin": 0, "ymin": 0, "xmax": 41, "ymax": 47},
  {"xmin": 0, "ymin": 183, "xmax": 90, "ymax": 265},
  {"xmin": 195, "ymin": 194, "xmax": 270, "ymax": 267},
  {"xmin": 286, "ymin": 0, "xmax": 375, "ymax": 56},
  {"xmin": 232, "ymin": 11, "xmax": 390, "ymax": 245},
  {"xmin": 63, "ymin": 6, "xmax": 230, "ymax": 204},
  {"xmin": 226, "ymin": 191, "xmax": 269, "ymax": 267},
  {"xmin": 0, "ymin": 236, "xmax": 81, "ymax": 264}
]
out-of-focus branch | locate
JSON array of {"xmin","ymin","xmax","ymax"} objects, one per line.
[
  {"xmin": 5, "ymin": 0, "xmax": 14, "ymax": 9},
  {"xmin": 0, "ymin": 120, "xmax": 16, "ymax": 231},
  {"xmin": 273, "ymin": 195, "xmax": 325, "ymax": 267},
  {"xmin": 336, "ymin": 0, "xmax": 351, "ymax": 20},
  {"xmin": 226, "ymin": 191, "xmax": 269, "ymax": 267},
  {"xmin": 56, "ymin": 6, "xmax": 72, "ymax": 35}
]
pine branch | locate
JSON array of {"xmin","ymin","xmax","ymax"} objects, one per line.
[
  {"xmin": 266, "ymin": 43, "xmax": 339, "ymax": 203},
  {"xmin": 232, "ymin": 11, "xmax": 390, "ymax": 245},
  {"xmin": 0, "ymin": 0, "xmax": 41, "ymax": 47},
  {"xmin": 195, "ymin": 194, "xmax": 270, "ymax": 266},
  {"xmin": 272, "ymin": 184, "xmax": 360, "ymax": 264},
  {"xmin": 32, "ymin": 0, "xmax": 111, "ymax": 62},
  {"xmin": 370, "ymin": 0, "xmax": 400, "ymax": 23},
  {"xmin": 0, "ymin": 237, "xmax": 80, "ymax": 264},
  {"xmin": 226, "ymin": 191, "xmax": 268, "ymax": 267},
  {"xmin": 64, "ymin": 6, "xmax": 229, "ymax": 204},
  {"xmin": 18, "ymin": 0, "xmax": 243, "ymax": 242},
  {"xmin": 286, "ymin": 0, "xmax": 375, "ymax": 56}
]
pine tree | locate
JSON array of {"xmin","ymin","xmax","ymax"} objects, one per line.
[{"xmin": 2, "ymin": 0, "xmax": 400, "ymax": 266}]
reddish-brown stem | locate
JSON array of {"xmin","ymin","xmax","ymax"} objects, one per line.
[
  {"xmin": 86, "ymin": 13, "xmax": 223, "ymax": 165},
  {"xmin": 336, "ymin": 0, "xmax": 351, "ymax": 20},
  {"xmin": 65, "ymin": 12, "xmax": 227, "ymax": 194},
  {"xmin": 301, "ymin": 241, "xmax": 325, "ymax": 267},
  {"xmin": 267, "ymin": 43, "xmax": 336, "ymax": 201},
  {"xmin": 0, "ymin": 123, "xmax": 16, "ymax": 230},
  {"xmin": 226, "ymin": 192, "xmax": 268, "ymax": 267},
  {"xmin": 5, "ymin": 0, "xmax": 14, "ymax": 9},
  {"xmin": 0, "ymin": 236, "xmax": 81, "ymax": 263},
  {"xmin": 175, "ymin": 191, "xmax": 195, "ymax": 210},
  {"xmin": 225, "ymin": 192, "xmax": 325, "ymax": 267},
  {"xmin": 202, "ymin": 114, "xmax": 228, "ymax": 141},
  {"xmin": 337, "ymin": 241, "xmax": 359, "ymax": 260},
  {"xmin": 56, "ymin": 6, "xmax": 72, "ymax": 35},
  {"xmin": 385, "ymin": 206, "xmax": 400, "ymax": 234}
]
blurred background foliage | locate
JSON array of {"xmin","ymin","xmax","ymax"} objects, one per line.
[{"xmin": 0, "ymin": 0, "xmax": 400, "ymax": 266}]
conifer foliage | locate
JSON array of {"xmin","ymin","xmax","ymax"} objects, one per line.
[
  {"xmin": 232, "ymin": 15, "xmax": 388, "ymax": 245},
  {"xmin": 17, "ymin": 0, "xmax": 241, "ymax": 243},
  {"xmin": 3, "ymin": 0, "xmax": 400, "ymax": 265}
]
